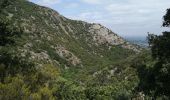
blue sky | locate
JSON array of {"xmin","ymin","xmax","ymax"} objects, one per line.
[{"xmin": 29, "ymin": 0, "xmax": 170, "ymax": 37}]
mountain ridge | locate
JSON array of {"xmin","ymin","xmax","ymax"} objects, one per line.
[
  {"xmin": 0, "ymin": 0, "xmax": 142, "ymax": 99},
  {"xmin": 0, "ymin": 0, "xmax": 141, "ymax": 67}
]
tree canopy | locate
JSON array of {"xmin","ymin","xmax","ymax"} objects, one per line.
[{"xmin": 136, "ymin": 8, "xmax": 170, "ymax": 99}]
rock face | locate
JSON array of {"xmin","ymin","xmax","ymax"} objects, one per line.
[
  {"xmin": 89, "ymin": 23, "xmax": 125, "ymax": 45},
  {"xmin": 88, "ymin": 23, "xmax": 140, "ymax": 52},
  {"xmin": 55, "ymin": 46, "xmax": 81, "ymax": 66}
]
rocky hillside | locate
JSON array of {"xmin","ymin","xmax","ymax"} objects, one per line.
[
  {"xmin": 0, "ymin": 0, "xmax": 140, "ymax": 66},
  {"xmin": 0, "ymin": 0, "xmax": 142, "ymax": 99}
]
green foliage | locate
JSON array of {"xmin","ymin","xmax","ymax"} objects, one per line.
[
  {"xmin": 53, "ymin": 78, "xmax": 87, "ymax": 100},
  {"xmin": 146, "ymin": 32, "xmax": 170, "ymax": 97},
  {"xmin": 0, "ymin": 17, "xmax": 58, "ymax": 100},
  {"xmin": 133, "ymin": 8, "xmax": 170, "ymax": 99},
  {"xmin": 0, "ymin": 0, "xmax": 11, "ymax": 10},
  {"xmin": 163, "ymin": 8, "xmax": 170, "ymax": 27},
  {"xmin": 0, "ymin": 18, "xmax": 19, "ymax": 46},
  {"xmin": 147, "ymin": 9, "xmax": 170, "ymax": 97},
  {"xmin": 148, "ymin": 32, "xmax": 170, "ymax": 61},
  {"xmin": 0, "ymin": 75, "xmax": 30, "ymax": 100}
]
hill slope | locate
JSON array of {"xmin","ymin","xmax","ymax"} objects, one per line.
[{"xmin": 0, "ymin": 0, "xmax": 141, "ymax": 99}]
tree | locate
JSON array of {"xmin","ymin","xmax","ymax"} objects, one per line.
[
  {"xmin": 136, "ymin": 8, "xmax": 170, "ymax": 99},
  {"xmin": 163, "ymin": 8, "xmax": 170, "ymax": 27},
  {"xmin": 148, "ymin": 10, "xmax": 170, "ymax": 97}
]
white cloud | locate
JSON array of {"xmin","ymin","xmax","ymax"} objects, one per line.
[
  {"xmin": 65, "ymin": 3, "xmax": 79, "ymax": 8},
  {"xmin": 30, "ymin": 0, "xmax": 170, "ymax": 37},
  {"xmin": 107, "ymin": 1, "xmax": 169, "ymax": 23},
  {"xmin": 76, "ymin": 0, "xmax": 170, "ymax": 36},
  {"xmin": 68, "ymin": 12, "xmax": 107, "ymax": 24},
  {"xmin": 81, "ymin": 0, "xmax": 103, "ymax": 4},
  {"xmin": 37, "ymin": 0, "xmax": 61, "ymax": 6}
]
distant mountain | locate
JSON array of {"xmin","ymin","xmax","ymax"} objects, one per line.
[{"xmin": 125, "ymin": 36, "xmax": 148, "ymax": 47}]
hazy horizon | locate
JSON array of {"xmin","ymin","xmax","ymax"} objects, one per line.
[{"xmin": 29, "ymin": 0, "xmax": 170, "ymax": 37}]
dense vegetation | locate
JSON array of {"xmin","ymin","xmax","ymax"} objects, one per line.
[
  {"xmin": 133, "ymin": 9, "xmax": 170, "ymax": 99},
  {"xmin": 0, "ymin": 17, "xmax": 137, "ymax": 100},
  {"xmin": 0, "ymin": 0, "xmax": 169, "ymax": 100}
]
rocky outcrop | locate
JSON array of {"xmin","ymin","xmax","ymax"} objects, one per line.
[
  {"xmin": 89, "ymin": 23, "xmax": 140, "ymax": 52},
  {"xmin": 89, "ymin": 24, "xmax": 124, "ymax": 45},
  {"xmin": 54, "ymin": 46, "xmax": 81, "ymax": 66}
]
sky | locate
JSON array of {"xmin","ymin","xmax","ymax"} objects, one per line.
[{"xmin": 29, "ymin": 0, "xmax": 170, "ymax": 38}]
